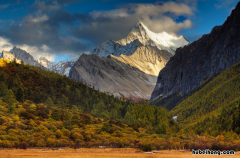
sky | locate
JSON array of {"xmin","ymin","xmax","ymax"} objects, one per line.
[{"xmin": 0, "ymin": 0, "xmax": 239, "ymax": 62}]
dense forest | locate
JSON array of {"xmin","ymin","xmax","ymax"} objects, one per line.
[
  {"xmin": 170, "ymin": 62, "xmax": 240, "ymax": 135},
  {"xmin": 152, "ymin": 61, "xmax": 240, "ymax": 137},
  {"xmin": 0, "ymin": 58, "xmax": 240, "ymax": 151}
]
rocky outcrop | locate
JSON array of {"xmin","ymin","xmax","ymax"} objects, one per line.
[
  {"xmin": 1, "ymin": 50, "xmax": 21, "ymax": 63},
  {"xmin": 48, "ymin": 60, "xmax": 76, "ymax": 76},
  {"xmin": 9, "ymin": 46, "xmax": 45, "ymax": 69},
  {"xmin": 69, "ymin": 53, "xmax": 158, "ymax": 101},
  {"xmin": 111, "ymin": 46, "xmax": 172, "ymax": 76},
  {"xmin": 89, "ymin": 39, "xmax": 143, "ymax": 57},
  {"xmin": 150, "ymin": 2, "xmax": 240, "ymax": 101}
]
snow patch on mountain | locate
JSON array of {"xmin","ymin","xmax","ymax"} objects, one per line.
[
  {"xmin": 47, "ymin": 58, "xmax": 77, "ymax": 76},
  {"xmin": 89, "ymin": 39, "xmax": 142, "ymax": 57},
  {"xmin": 64, "ymin": 67, "xmax": 72, "ymax": 76}
]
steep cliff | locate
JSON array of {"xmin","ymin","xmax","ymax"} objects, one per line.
[
  {"xmin": 47, "ymin": 59, "xmax": 76, "ymax": 76},
  {"xmin": 71, "ymin": 21, "xmax": 188, "ymax": 101},
  {"xmin": 89, "ymin": 39, "xmax": 143, "ymax": 57},
  {"xmin": 69, "ymin": 53, "xmax": 157, "ymax": 101},
  {"xmin": 9, "ymin": 46, "xmax": 46, "ymax": 69},
  {"xmin": 111, "ymin": 46, "xmax": 172, "ymax": 76},
  {"xmin": 90, "ymin": 22, "xmax": 189, "ymax": 57},
  {"xmin": 150, "ymin": 2, "xmax": 240, "ymax": 101},
  {"xmin": 116, "ymin": 21, "xmax": 189, "ymax": 55}
]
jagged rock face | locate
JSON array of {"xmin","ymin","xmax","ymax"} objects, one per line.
[
  {"xmin": 48, "ymin": 60, "xmax": 76, "ymax": 76},
  {"xmin": 10, "ymin": 46, "xmax": 45, "ymax": 69},
  {"xmin": 7, "ymin": 46, "xmax": 76, "ymax": 76},
  {"xmin": 69, "ymin": 53, "xmax": 158, "ymax": 101},
  {"xmin": 116, "ymin": 22, "xmax": 189, "ymax": 55},
  {"xmin": 90, "ymin": 22, "xmax": 189, "ymax": 57},
  {"xmin": 1, "ymin": 51, "xmax": 21, "ymax": 63},
  {"xmin": 89, "ymin": 39, "xmax": 143, "ymax": 57},
  {"xmin": 150, "ymin": 2, "xmax": 240, "ymax": 101},
  {"xmin": 111, "ymin": 46, "xmax": 172, "ymax": 76}
]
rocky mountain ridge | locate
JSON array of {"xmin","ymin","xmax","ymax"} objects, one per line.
[
  {"xmin": 4, "ymin": 46, "xmax": 75, "ymax": 76},
  {"xmin": 150, "ymin": 2, "xmax": 240, "ymax": 101},
  {"xmin": 70, "ymin": 21, "xmax": 189, "ymax": 101},
  {"xmin": 89, "ymin": 39, "xmax": 143, "ymax": 57},
  {"xmin": 111, "ymin": 46, "xmax": 172, "ymax": 76},
  {"xmin": 9, "ymin": 46, "xmax": 46, "ymax": 69},
  {"xmin": 90, "ymin": 22, "xmax": 189, "ymax": 57},
  {"xmin": 69, "ymin": 53, "xmax": 158, "ymax": 101},
  {"xmin": 47, "ymin": 59, "xmax": 77, "ymax": 76},
  {"xmin": 116, "ymin": 21, "xmax": 189, "ymax": 55}
]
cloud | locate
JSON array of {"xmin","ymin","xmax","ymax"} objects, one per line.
[
  {"xmin": 0, "ymin": 4, "xmax": 10, "ymax": 10},
  {"xmin": 0, "ymin": 1, "xmax": 92, "ymax": 61},
  {"xmin": 69, "ymin": 1, "xmax": 194, "ymax": 44},
  {"xmin": 0, "ymin": 37, "xmax": 55, "ymax": 61},
  {"xmin": 0, "ymin": 0, "xmax": 194, "ymax": 61}
]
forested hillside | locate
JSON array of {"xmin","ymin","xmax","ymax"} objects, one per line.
[
  {"xmin": 0, "ymin": 59, "xmax": 240, "ymax": 151},
  {"xmin": 0, "ymin": 59, "xmax": 179, "ymax": 150},
  {"xmin": 169, "ymin": 62, "xmax": 240, "ymax": 136}
]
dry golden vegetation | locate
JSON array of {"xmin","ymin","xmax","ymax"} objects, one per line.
[{"xmin": 0, "ymin": 148, "xmax": 239, "ymax": 158}]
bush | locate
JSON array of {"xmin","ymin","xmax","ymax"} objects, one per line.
[{"xmin": 142, "ymin": 143, "xmax": 153, "ymax": 152}]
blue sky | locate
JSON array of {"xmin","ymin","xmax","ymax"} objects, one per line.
[{"xmin": 0, "ymin": 0, "xmax": 239, "ymax": 62}]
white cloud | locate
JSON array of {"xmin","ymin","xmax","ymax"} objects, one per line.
[
  {"xmin": 0, "ymin": 37, "xmax": 55, "ymax": 61},
  {"xmin": 74, "ymin": 1, "xmax": 194, "ymax": 42},
  {"xmin": 132, "ymin": 2, "xmax": 193, "ymax": 16},
  {"xmin": 32, "ymin": 14, "xmax": 49, "ymax": 23},
  {"xmin": 24, "ymin": 14, "xmax": 49, "ymax": 23},
  {"xmin": 90, "ymin": 9, "xmax": 129, "ymax": 19}
]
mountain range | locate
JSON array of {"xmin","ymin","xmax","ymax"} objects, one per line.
[
  {"xmin": 0, "ymin": 21, "xmax": 189, "ymax": 102},
  {"xmin": 4, "ymin": 4, "xmax": 240, "ymax": 104},
  {"xmin": 1, "ymin": 1, "xmax": 240, "ymax": 152},
  {"xmin": 69, "ymin": 22, "xmax": 188, "ymax": 101}
]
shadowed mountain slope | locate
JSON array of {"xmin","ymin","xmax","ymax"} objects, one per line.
[{"xmin": 151, "ymin": 2, "xmax": 240, "ymax": 101}]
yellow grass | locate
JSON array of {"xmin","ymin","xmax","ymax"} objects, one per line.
[{"xmin": 0, "ymin": 148, "xmax": 239, "ymax": 158}]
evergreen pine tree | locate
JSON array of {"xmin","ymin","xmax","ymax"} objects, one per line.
[
  {"xmin": 0, "ymin": 81, "xmax": 7, "ymax": 97},
  {"xmin": 46, "ymin": 97, "xmax": 54, "ymax": 109},
  {"xmin": 4, "ymin": 89, "xmax": 15, "ymax": 113},
  {"xmin": 16, "ymin": 87, "xmax": 24, "ymax": 103},
  {"xmin": 51, "ymin": 108, "xmax": 61, "ymax": 121},
  {"xmin": 61, "ymin": 94, "xmax": 69, "ymax": 109}
]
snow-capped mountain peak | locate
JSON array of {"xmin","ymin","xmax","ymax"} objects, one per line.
[
  {"xmin": 117, "ymin": 21, "xmax": 189, "ymax": 55},
  {"xmin": 90, "ymin": 21, "xmax": 189, "ymax": 57},
  {"xmin": 135, "ymin": 21, "xmax": 143, "ymax": 27}
]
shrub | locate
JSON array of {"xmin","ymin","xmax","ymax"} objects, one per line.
[{"xmin": 142, "ymin": 143, "xmax": 152, "ymax": 152}]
